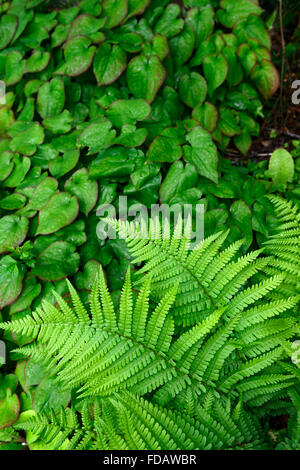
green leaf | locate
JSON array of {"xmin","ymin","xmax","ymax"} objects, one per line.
[
  {"xmin": 32, "ymin": 241, "xmax": 80, "ymax": 281},
  {"xmin": 33, "ymin": 376, "xmax": 70, "ymax": 414},
  {"xmin": 37, "ymin": 77, "xmax": 65, "ymax": 119},
  {"xmin": 169, "ymin": 23, "xmax": 195, "ymax": 66},
  {"xmin": 0, "ymin": 256, "xmax": 26, "ymax": 309},
  {"xmin": 251, "ymin": 60, "xmax": 279, "ymax": 100},
  {"xmin": 68, "ymin": 14, "xmax": 106, "ymax": 39},
  {"xmin": 26, "ymin": 49, "xmax": 50, "ymax": 73},
  {"xmin": 179, "ymin": 72, "xmax": 207, "ymax": 108},
  {"xmin": 75, "ymin": 260, "xmax": 101, "ymax": 290},
  {"xmin": 0, "ymin": 193, "xmax": 26, "ymax": 211},
  {"xmin": 37, "ymin": 192, "xmax": 79, "ymax": 235},
  {"xmin": 192, "ymin": 102, "xmax": 218, "ymax": 132},
  {"xmin": 42, "ymin": 110, "xmax": 73, "ymax": 134},
  {"xmin": 154, "ymin": 3, "xmax": 184, "ymax": 38},
  {"xmin": 186, "ymin": 5, "xmax": 214, "ymax": 47},
  {"xmin": 0, "ymin": 151, "xmax": 14, "ymax": 182},
  {"xmin": 48, "ymin": 150, "xmax": 80, "ymax": 178},
  {"xmin": 0, "ymin": 14, "xmax": 17, "ymax": 50},
  {"xmin": 218, "ymin": 108, "xmax": 240, "ymax": 136},
  {"xmin": 9, "ymin": 276, "xmax": 41, "ymax": 315},
  {"xmin": 127, "ymin": 54, "xmax": 166, "ymax": 103},
  {"xmin": 77, "ymin": 121, "xmax": 116, "ymax": 154},
  {"xmin": 102, "ymin": 0, "xmax": 128, "ymax": 29},
  {"xmin": 185, "ymin": 126, "xmax": 218, "ymax": 183},
  {"xmin": 0, "ymin": 215, "xmax": 29, "ymax": 254},
  {"xmin": 127, "ymin": 0, "xmax": 150, "ymax": 18},
  {"xmin": 217, "ymin": 0, "xmax": 262, "ymax": 28},
  {"xmin": 114, "ymin": 124, "xmax": 148, "ymax": 147},
  {"xmin": 5, "ymin": 50, "xmax": 25, "ymax": 86},
  {"xmin": 203, "ymin": 54, "xmax": 228, "ymax": 97},
  {"xmin": 0, "ymin": 391, "xmax": 20, "ymax": 430},
  {"xmin": 268, "ymin": 149, "xmax": 294, "ymax": 188},
  {"xmin": 149, "ymin": 128, "xmax": 183, "ymax": 163},
  {"xmin": 230, "ymin": 200, "xmax": 253, "ymax": 249},
  {"xmin": 65, "ymin": 169, "xmax": 98, "ymax": 215},
  {"xmin": 93, "ymin": 42, "xmax": 127, "ymax": 86},
  {"xmin": 105, "ymin": 99, "xmax": 150, "ymax": 127},
  {"xmin": 9, "ymin": 123, "xmax": 44, "ymax": 156},
  {"xmin": 24, "ymin": 177, "xmax": 58, "ymax": 212},
  {"xmin": 55, "ymin": 36, "xmax": 96, "ymax": 76}
]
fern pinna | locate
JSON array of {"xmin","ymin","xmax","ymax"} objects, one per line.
[{"xmin": 1, "ymin": 199, "xmax": 299, "ymax": 450}]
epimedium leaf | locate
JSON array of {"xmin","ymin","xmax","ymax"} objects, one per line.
[
  {"xmin": 0, "ymin": 14, "xmax": 17, "ymax": 50},
  {"xmin": 169, "ymin": 23, "xmax": 195, "ymax": 66},
  {"xmin": 0, "ymin": 256, "xmax": 26, "ymax": 309},
  {"xmin": 32, "ymin": 241, "xmax": 80, "ymax": 281},
  {"xmin": 154, "ymin": 3, "xmax": 184, "ymax": 38},
  {"xmin": 101, "ymin": 0, "xmax": 128, "ymax": 29},
  {"xmin": 179, "ymin": 72, "xmax": 207, "ymax": 108},
  {"xmin": 77, "ymin": 121, "xmax": 116, "ymax": 155},
  {"xmin": 65, "ymin": 168, "xmax": 98, "ymax": 216},
  {"xmin": 114, "ymin": 124, "xmax": 148, "ymax": 147},
  {"xmin": 0, "ymin": 215, "xmax": 29, "ymax": 254},
  {"xmin": 203, "ymin": 53, "xmax": 228, "ymax": 97},
  {"xmin": 230, "ymin": 199, "xmax": 253, "ymax": 250},
  {"xmin": 9, "ymin": 276, "xmax": 41, "ymax": 316},
  {"xmin": 127, "ymin": 54, "xmax": 166, "ymax": 103},
  {"xmin": 42, "ymin": 110, "xmax": 73, "ymax": 134},
  {"xmin": 25, "ymin": 49, "xmax": 51, "ymax": 73},
  {"xmin": 93, "ymin": 42, "xmax": 127, "ymax": 86},
  {"xmin": 8, "ymin": 123, "xmax": 44, "ymax": 156},
  {"xmin": 33, "ymin": 376, "xmax": 70, "ymax": 414},
  {"xmin": 3, "ymin": 155, "xmax": 31, "ymax": 188},
  {"xmin": 48, "ymin": 149, "xmax": 80, "ymax": 178},
  {"xmin": 36, "ymin": 192, "xmax": 79, "ymax": 235},
  {"xmin": 251, "ymin": 60, "xmax": 279, "ymax": 100},
  {"xmin": 148, "ymin": 128, "xmax": 184, "ymax": 163},
  {"xmin": 185, "ymin": 126, "xmax": 218, "ymax": 183},
  {"xmin": 217, "ymin": 0, "xmax": 262, "ymax": 28},
  {"xmin": 0, "ymin": 151, "xmax": 14, "ymax": 182},
  {"xmin": 55, "ymin": 36, "xmax": 96, "ymax": 77},
  {"xmin": 68, "ymin": 14, "xmax": 106, "ymax": 39},
  {"xmin": 22, "ymin": 177, "xmax": 58, "ymax": 213},
  {"xmin": 105, "ymin": 99, "xmax": 151, "ymax": 127},
  {"xmin": 75, "ymin": 260, "xmax": 101, "ymax": 291},
  {"xmin": 218, "ymin": 108, "xmax": 240, "ymax": 136},
  {"xmin": 186, "ymin": 5, "xmax": 214, "ymax": 47},
  {"xmin": 192, "ymin": 101, "xmax": 218, "ymax": 132},
  {"xmin": 127, "ymin": 0, "xmax": 150, "ymax": 18},
  {"xmin": 0, "ymin": 391, "xmax": 20, "ymax": 430},
  {"xmin": 37, "ymin": 77, "xmax": 65, "ymax": 119},
  {"xmin": 0, "ymin": 193, "xmax": 26, "ymax": 211},
  {"xmin": 5, "ymin": 50, "xmax": 25, "ymax": 86}
]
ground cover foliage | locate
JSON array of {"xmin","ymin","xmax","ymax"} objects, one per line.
[{"xmin": 0, "ymin": 0, "xmax": 299, "ymax": 450}]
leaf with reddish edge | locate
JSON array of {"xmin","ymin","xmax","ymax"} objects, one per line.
[
  {"xmin": 127, "ymin": 54, "xmax": 166, "ymax": 103},
  {"xmin": 55, "ymin": 36, "xmax": 96, "ymax": 77},
  {"xmin": 102, "ymin": 0, "xmax": 128, "ymax": 29},
  {"xmin": 36, "ymin": 192, "xmax": 79, "ymax": 235},
  {"xmin": 65, "ymin": 168, "xmax": 98, "ymax": 216},
  {"xmin": 0, "ymin": 391, "xmax": 20, "ymax": 430},
  {"xmin": 0, "ymin": 215, "xmax": 29, "ymax": 254},
  {"xmin": 0, "ymin": 256, "xmax": 26, "ymax": 310},
  {"xmin": 32, "ymin": 241, "xmax": 80, "ymax": 281},
  {"xmin": 93, "ymin": 42, "xmax": 127, "ymax": 86},
  {"xmin": 251, "ymin": 60, "xmax": 279, "ymax": 100}
]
